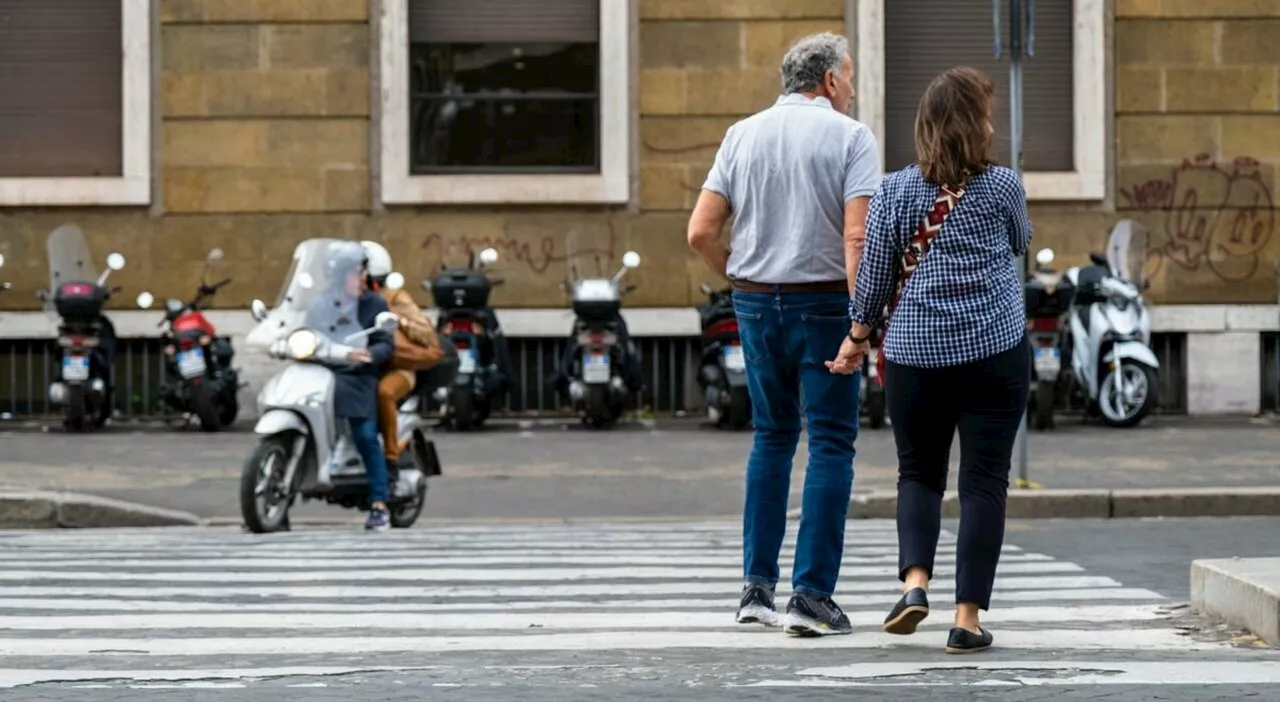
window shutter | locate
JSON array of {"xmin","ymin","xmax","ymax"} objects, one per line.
[
  {"xmin": 883, "ymin": 0, "xmax": 1074, "ymax": 173},
  {"xmin": 410, "ymin": 0, "xmax": 599, "ymax": 44},
  {"xmin": 0, "ymin": 0, "xmax": 123, "ymax": 177}
]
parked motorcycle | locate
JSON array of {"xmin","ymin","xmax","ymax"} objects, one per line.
[
  {"xmin": 695, "ymin": 283, "xmax": 750, "ymax": 429},
  {"xmin": 423, "ymin": 247, "xmax": 512, "ymax": 430},
  {"xmin": 557, "ymin": 251, "xmax": 644, "ymax": 429},
  {"xmin": 136, "ymin": 248, "xmax": 241, "ymax": 431},
  {"xmin": 1023, "ymin": 247, "xmax": 1076, "ymax": 430},
  {"xmin": 239, "ymin": 239, "xmax": 441, "ymax": 533},
  {"xmin": 1061, "ymin": 219, "xmax": 1160, "ymax": 428},
  {"xmin": 861, "ymin": 329, "xmax": 886, "ymax": 429},
  {"xmin": 0, "ymin": 253, "xmax": 9, "ymax": 294},
  {"xmin": 39, "ymin": 225, "xmax": 128, "ymax": 432}
]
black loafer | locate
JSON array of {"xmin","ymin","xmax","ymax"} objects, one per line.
[
  {"xmin": 945, "ymin": 626, "xmax": 993, "ymax": 654},
  {"xmin": 882, "ymin": 587, "xmax": 929, "ymax": 635}
]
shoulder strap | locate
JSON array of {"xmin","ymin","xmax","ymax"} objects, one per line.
[{"xmin": 873, "ymin": 182, "xmax": 966, "ymax": 384}]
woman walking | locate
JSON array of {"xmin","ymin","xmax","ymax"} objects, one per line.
[{"xmin": 827, "ymin": 66, "xmax": 1032, "ymax": 653}]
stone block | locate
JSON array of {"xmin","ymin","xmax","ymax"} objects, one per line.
[
  {"xmin": 1192, "ymin": 557, "xmax": 1280, "ymax": 645},
  {"xmin": 201, "ymin": 167, "xmax": 327, "ymax": 212},
  {"xmin": 0, "ymin": 495, "xmax": 56, "ymax": 528},
  {"xmin": 640, "ymin": 116, "xmax": 735, "ymax": 165},
  {"xmin": 684, "ymin": 68, "xmax": 779, "ymax": 115},
  {"xmin": 163, "ymin": 167, "xmax": 209, "ymax": 212},
  {"xmin": 624, "ymin": 213, "xmax": 702, "ymax": 307},
  {"xmin": 1116, "ymin": 67, "xmax": 1162, "ymax": 113},
  {"xmin": 164, "ymin": 121, "xmax": 268, "ymax": 167},
  {"xmin": 1111, "ymin": 487, "xmax": 1280, "ymax": 517},
  {"xmin": 1222, "ymin": 116, "xmax": 1280, "ymax": 161},
  {"xmin": 326, "ymin": 69, "xmax": 372, "ymax": 116},
  {"xmin": 640, "ymin": 164, "xmax": 694, "ymax": 211},
  {"xmin": 324, "ymin": 167, "xmax": 371, "ymax": 211},
  {"xmin": 1165, "ymin": 67, "xmax": 1277, "ymax": 113},
  {"xmin": 1116, "ymin": 115, "xmax": 1218, "ymax": 164},
  {"xmin": 640, "ymin": 21, "xmax": 741, "ymax": 69},
  {"xmin": 162, "ymin": 73, "xmax": 207, "ymax": 116},
  {"xmin": 162, "ymin": 25, "xmax": 262, "ymax": 74},
  {"xmin": 1222, "ymin": 20, "xmax": 1280, "ymax": 64},
  {"xmin": 744, "ymin": 20, "xmax": 844, "ymax": 67},
  {"xmin": 1162, "ymin": 0, "xmax": 1280, "ymax": 17},
  {"xmin": 201, "ymin": 0, "xmax": 369, "ymax": 22},
  {"xmin": 640, "ymin": 69, "xmax": 688, "ymax": 115},
  {"xmin": 1116, "ymin": 20, "xmax": 1217, "ymax": 66},
  {"xmin": 1005, "ymin": 490, "xmax": 1113, "ymax": 519},
  {"xmin": 1116, "ymin": 0, "xmax": 1162, "ymax": 16},
  {"xmin": 160, "ymin": 0, "xmax": 204, "ymax": 22},
  {"xmin": 205, "ymin": 70, "xmax": 331, "ymax": 116},
  {"xmin": 266, "ymin": 24, "xmax": 370, "ymax": 70},
  {"xmin": 1186, "ymin": 331, "xmax": 1261, "ymax": 414},
  {"xmin": 641, "ymin": 0, "xmax": 844, "ymax": 20},
  {"xmin": 265, "ymin": 119, "xmax": 368, "ymax": 166}
]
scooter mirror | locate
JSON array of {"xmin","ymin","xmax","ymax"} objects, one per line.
[
  {"xmin": 1089, "ymin": 252, "xmax": 1108, "ymax": 267},
  {"xmin": 479, "ymin": 248, "xmax": 499, "ymax": 264},
  {"xmin": 699, "ymin": 283, "xmax": 713, "ymax": 295},
  {"xmin": 136, "ymin": 291, "xmax": 154, "ymax": 309},
  {"xmin": 207, "ymin": 248, "xmax": 224, "ymax": 263},
  {"xmin": 1035, "ymin": 248, "xmax": 1055, "ymax": 266},
  {"xmin": 0, "ymin": 253, "xmax": 6, "ymax": 269},
  {"xmin": 250, "ymin": 299, "xmax": 268, "ymax": 322},
  {"xmin": 385, "ymin": 272, "xmax": 405, "ymax": 290},
  {"xmin": 375, "ymin": 310, "xmax": 398, "ymax": 333},
  {"xmin": 106, "ymin": 252, "xmax": 126, "ymax": 271},
  {"xmin": 622, "ymin": 251, "xmax": 641, "ymax": 268},
  {"xmin": 166, "ymin": 298, "xmax": 184, "ymax": 314},
  {"xmin": 420, "ymin": 278, "xmax": 432, "ymax": 292}
]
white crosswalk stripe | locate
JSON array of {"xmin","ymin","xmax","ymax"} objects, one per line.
[{"xmin": 0, "ymin": 520, "xmax": 1269, "ymax": 691}]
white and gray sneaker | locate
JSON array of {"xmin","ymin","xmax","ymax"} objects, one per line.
[
  {"xmin": 783, "ymin": 592, "xmax": 853, "ymax": 637},
  {"xmin": 735, "ymin": 582, "xmax": 780, "ymax": 627}
]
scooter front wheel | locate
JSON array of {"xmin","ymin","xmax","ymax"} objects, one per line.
[
  {"xmin": 1098, "ymin": 362, "xmax": 1157, "ymax": 428},
  {"xmin": 240, "ymin": 435, "xmax": 296, "ymax": 533}
]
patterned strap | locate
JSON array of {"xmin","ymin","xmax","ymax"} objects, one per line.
[{"xmin": 873, "ymin": 183, "xmax": 967, "ymax": 386}]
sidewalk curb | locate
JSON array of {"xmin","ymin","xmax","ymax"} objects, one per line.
[
  {"xmin": 1191, "ymin": 557, "xmax": 1280, "ymax": 644},
  {"xmin": 847, "ymin": 487, "xmax": 1280, "ymax": 519},
  {"xmin": 0, "ymin": 489, "xmax": 202, "ymax": 529}
]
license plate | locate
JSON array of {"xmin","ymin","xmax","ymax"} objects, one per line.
[
  {"xmin": 583, "ymin": 352, "xmax": 611, "ymax": 384},
  {"xmin": 63, "ymin": 355, "xmax": 89, "ymax": 382},
  {"xmin": 1034, "ymin": 346, "xmax": 1061, "ymax": 379},
  {"xmin": 722, "ymin": 344, "xmax": 745, "ymax": 371},
  {"xmin": 867, "ymin": 349, "xmax": 879, "ymax": 378},
  {"xmin": 177, "ymin": 349, "xmax": 205, "ymax": 379},
  {"xmin": 457, "ymin": 349, "xmax": 476, "ymax": 374}
]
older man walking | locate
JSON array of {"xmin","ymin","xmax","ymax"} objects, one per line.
[{"xmin": 687, "ymin": 32, "xmax": 881, "ymax": 636}]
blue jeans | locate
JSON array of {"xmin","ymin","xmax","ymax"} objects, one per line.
[
  {"xmin": 733, "ymin": 290, "xmax": 860, "ymax": 597},
  {"xmin": 349, "ymin": 417, "xmax": 389, "ymax": 505}
]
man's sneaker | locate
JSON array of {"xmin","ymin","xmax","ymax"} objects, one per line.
[
  {"xmin": 365, "ymin": 507, "xmax": 390, "ymax": 532},
  {"xmin": 783, "ymin": 592, "xmax": 853, "ymax": 637},
  {"xmin": 735, "ymin": 582, "xmax": 780, "ymax": 627}
]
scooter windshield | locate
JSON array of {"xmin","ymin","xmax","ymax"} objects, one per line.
[
  {"xmin": 247, "ymin": 238, "xmax": 371, "ymax": 350},
  {"xmin": 45, "ymin": 224, "xmax": 99, "ymax": 317},
  {"xmin": 1106, "ymin": 219, "xmax": 1149, "ymax": 287}
]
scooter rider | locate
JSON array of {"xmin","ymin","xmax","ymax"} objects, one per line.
[
  {"xmin": 305, "ymin": 241, "xmax": 395, "ymax": 531},
  {"xmin": 360, "ymin": 241, "xmax": 443, "ymax": 470}
]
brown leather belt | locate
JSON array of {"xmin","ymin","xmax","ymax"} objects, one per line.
[{"xmin": 730, "ymin": 279, "xmax": 848, "ymax": 294}]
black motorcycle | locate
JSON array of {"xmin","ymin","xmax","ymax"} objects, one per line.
[
  {"xmin": 424, "ymin": 247, "xmax": 513, "ymax": 430},
  {"xmin": 1023, "ymin": 247, "xmax": 1075, "ymax": 430},
  {"xmin": 139, "ymin": 249, "xmax": 241, "ymax": 431},
  {"xmin": 861, "ymin": 328, "xmax": 887, "ymax": 429},
  {"xmin": 695, "ymin": 283, "xmax": 751, "ymax": 429},
  {"xmin": 40, "ymin": 225, "xmax": 129, "ymax": 432}
]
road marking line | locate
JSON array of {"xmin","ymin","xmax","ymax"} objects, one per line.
[
  {"xmin": 0, "ymin": 667, "xmax": 422, "ymax": 690},
  {"xmin": 0, "ymin": 544, "xmax": 1024, "ymax": 558},
  {"xmin": 745, "ymin": 661, "xmax": 1280, "ymax": 687}
]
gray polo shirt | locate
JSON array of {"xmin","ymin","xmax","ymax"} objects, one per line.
[{"xmin": 702, "ymin": 93, "xmax": 882, "ymax": 285}]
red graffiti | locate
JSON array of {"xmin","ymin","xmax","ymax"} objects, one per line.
[
  {"xmin": 1120, "ymin": 154, "xmax": 1275, "ymax": 283},
  {"xmin": 420, "ymin": 220, "xmax": 619, "ymax": 277}
]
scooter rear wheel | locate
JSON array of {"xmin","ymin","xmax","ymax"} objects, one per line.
[
  {"xmin": 240, "ymin": 435, "xmax": 295, "ymax": 533},
  {"xmin": 390, "ymin": 478, "xmax": 428, "ymax": 529},
  {"xmin": 727, "ymin": 386, "xmax": 751, "ymax": 430}
]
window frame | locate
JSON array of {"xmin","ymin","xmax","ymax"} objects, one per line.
[
  {"xmin": 380, "ymin": 0, "xmax": 632, "ymax": 205},
  {"xmin": 0, "ymin": 0, "xmax": 152, "ymax": 207},
  {"xmin": 853, "ymin": 0, "xmax": 1106, "ymax": 201}
]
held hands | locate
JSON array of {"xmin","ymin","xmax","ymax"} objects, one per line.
[
  {"xmin": 826, "ymin": 324, "xmax": 871, "ymax": 375},
  {"xmin": 347, "ymin": 348, "xmax": 372, "ymax": 364}
]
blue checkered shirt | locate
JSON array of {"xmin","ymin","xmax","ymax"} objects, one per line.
[{"xmin": 851, "ymin": 164, "xmax": 1032, "ymax": 368}]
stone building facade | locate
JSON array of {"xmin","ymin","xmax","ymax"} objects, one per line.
[{"xmin": 0, "ymin": 0, "xmax": 1278, "ymax": 414}]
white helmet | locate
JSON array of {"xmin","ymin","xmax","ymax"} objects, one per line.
[{"xmin": 360, "ymin": 240, "xmax": 393, "ymax": 279}]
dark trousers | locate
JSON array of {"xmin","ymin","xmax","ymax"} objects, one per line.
[{"xmin": 885, "ymin": 336, "xmax": 1030, "ymax": 610}]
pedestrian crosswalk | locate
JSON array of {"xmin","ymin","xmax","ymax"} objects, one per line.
[{"xmin": 0, "ymin": 520, "xmax": 1270, "ymax": 692}]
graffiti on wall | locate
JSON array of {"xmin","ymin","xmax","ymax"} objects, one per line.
[
  {"xmin": 419, "ymin": 220, "xmax": 620, "ymax": 278},
  {"xmin": 1120, "ymin": 154, "xmax": 1276, "ymax": 283}
]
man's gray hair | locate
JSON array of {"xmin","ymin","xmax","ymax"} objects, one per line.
[{"xmin": 780, "ymin": 32, "xmax": 849, "ymax": 94}]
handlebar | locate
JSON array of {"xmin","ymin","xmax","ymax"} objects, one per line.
[{"xmin": 198, "ymin": 278, "xmax": 232, "ymax": 297}]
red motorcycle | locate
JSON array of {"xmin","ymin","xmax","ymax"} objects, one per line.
[{"xmin": 138, "ymin": 249, "xmax": 240, "ymax": 431}]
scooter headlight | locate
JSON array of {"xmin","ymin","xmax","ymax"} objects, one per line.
[{"xmin": 286, "ymin": 328, "xmax": 321, "ymax": 360}]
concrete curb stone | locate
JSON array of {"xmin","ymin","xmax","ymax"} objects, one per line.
[
  {"xmin": 847, "ymin": 486, "xmax": 1280, "ymax": 519},
  {"xmin": 1191, "ymin": 557, "xmax": 1280, "ymax": 644},
  {"xmin": 0, "ymin": 489, "xmax": 202, "ymax": 529}
]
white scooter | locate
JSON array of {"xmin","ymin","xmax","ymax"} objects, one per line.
[
  {"xmin": 239, "ymin": 239, "xmax": 441, "ymax": 533},
  {"xmin": 1061, "ymin": 219, "xmax": 1160, "ymax": 428}
]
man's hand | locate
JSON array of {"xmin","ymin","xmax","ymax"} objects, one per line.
[
  {"xmin": 347, "ymin": 348, "xmax": 372, "ymax": 364},
  {"xmin": 826, "ymin": 336, "xmax": 869, "ymax": 375}
]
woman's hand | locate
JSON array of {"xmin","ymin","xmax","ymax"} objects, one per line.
[{"xmin": 826, "ymin": 337, "xmax": 870, "ymax": 375}]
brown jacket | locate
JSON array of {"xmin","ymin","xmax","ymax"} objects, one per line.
[{"xmin": 380, "ymin": 287, "xmax": 444, "ymax": 371}]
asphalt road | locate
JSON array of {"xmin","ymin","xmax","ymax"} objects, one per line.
[
  {"xmin": 1, "ymin": 414, "xmax": 1279, "ymax": 521},
  {"xmin": 0, "ymin": 517, "xmax": 1276, "ymax": 701}
]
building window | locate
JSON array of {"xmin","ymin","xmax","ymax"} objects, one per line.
[
  {"xmin": 0, "ymin": 0, "xmax": 152, "ymax": 206},
  {"xmin": 381, "ymin": 0, "xmax": 631, "ymax": 204},
  {"xmin": 855, "ymin": 0, "xmax": 1105, "ymax": 200}
]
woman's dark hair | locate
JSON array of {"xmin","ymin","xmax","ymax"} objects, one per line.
[{"xmin": 914, "ymin": 66, "xmax": 996, "ymax": 186}]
